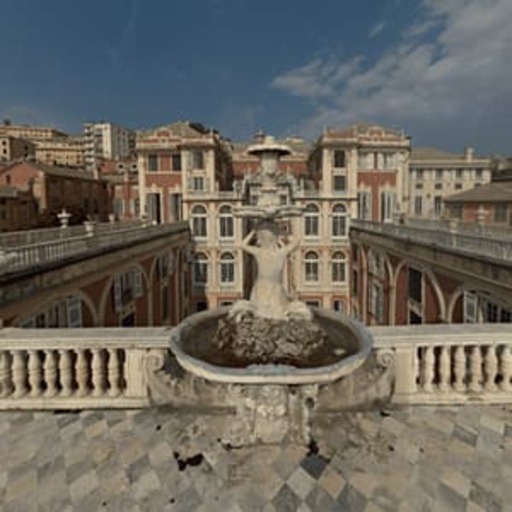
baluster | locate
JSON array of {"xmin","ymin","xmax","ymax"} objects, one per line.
[
  {"xmin": 500, "ymin": 345, "xmax": 512, "ymax": 392},
  {"xmin": 27, "ymin": 350, "xmax": 43, "ymax": 397},
  {"xmin": 420, "ymin": 346, "xmax": 435, "ymax": 392},
  {"xmin": 76, "ymin": 350, "xmax": 90, "ymax": 397},
  {"xmin": 12, "ymin": 351, "xmax": 28, "ymax": 398},
  {"xmin": 438, "ymin": 345, "xmax": 451, "ymax": 392},
  {"xmin": 107, "ymin": 349, "xmax": 122, "ymax": 397},
  {"xmin": 59, "ymin": 350, "xmax": 74, "ymax": 397},
  {"xmin": 0, "ymin": 351, "xmax": 13, "ymax": 397},
  {"xmin": 469, "ymin": 346, "xmax": 483, "ymax": 393},
  {"xmin": 413, "ymin": 347, "xmax": 420, "ymax": 390},
  {"xmin": 484, "ymin": 345, "xmax": 498, "ymax": 392},
  {"xmin": 44, "ymin": 350, "xmax": 59, "ymax": 397},
  {"xmin": 453, "ymin": 345, "xmax": 466, "ymax": 392},
  {"xmin": 91, "ymin": 349, "xmax": 107, "ymax": 397}
]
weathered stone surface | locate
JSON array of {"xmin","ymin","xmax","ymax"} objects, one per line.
[{"xmin": 213, "ymin": 311, "xmax": 327, "ymax": 366}]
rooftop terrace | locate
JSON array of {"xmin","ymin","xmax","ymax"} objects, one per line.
[{"xmin": 1, "ymin": 404, "xmax": 510, "ymax": 511}]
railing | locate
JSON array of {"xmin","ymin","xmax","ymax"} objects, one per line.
[
  {"xmin": 0, "ymin": 328, "xmax": 170, "ymax": 409},
  {"xmin": 0, "ymin": 324, "xmax": 510, "ymax": 410},
  {"xmin": 372, "ymin": 324, "xmax": 512, "ymax": 404},
  {"xmin": 1, "ymin": 222, "xmax": 189, "ymax": 275},
  {"xmin": 0, "ymin": 220, "xmax": 145, "ymax": 248},
  {"xmin": 351, "ymin": 219, "xmax": 512, "ymax": 262},
  {"xmin": 405, "ymin": 217, "xmax": 512, "ymax": 241}
]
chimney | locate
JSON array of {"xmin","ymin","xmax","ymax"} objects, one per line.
[{"xmin": 464, "ymin": 147, "xmax": 474, "ymax": 162}]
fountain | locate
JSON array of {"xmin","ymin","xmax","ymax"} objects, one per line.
[{"xmin": 164, "ymin": 135, "xmax": 383, "ymax": 445}]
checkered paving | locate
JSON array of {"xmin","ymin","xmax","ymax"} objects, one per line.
[{"xmin": 0, "ymin": 405, "xmax": 511, "ymax": 511}]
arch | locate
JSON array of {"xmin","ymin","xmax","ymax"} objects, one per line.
[
  {"xmin": 149, "ymin": 249, "xmax": 177, "ymax": 283},
  {"xmin": 332, "ymin": 203, "xmax": 347, "ymax": 213},
  {"xmin": 331, "ymin": 251, "xmax": 347, "ymax": 283},
  {"xmin": 331, "ymin": 203, "xmax": 348, "ymax": 237},
  {"xmin": 447, "ymin": 285, "xmax": 512, "ymax": 323},
  {"xmin": 304, "ymin": 203, "xmax": 320, "ymax": 237},
  {"xmin": 218, "ymin": 204, "xmax": 234, "ymax": 238},
  {"xmin": 392, "ymin": 259, "xmax": 447, "ymax": 322},
  {"xmin": 98, "ymin": 262, "xmax": 150, "ymax": 326},
  {"xmin": 14, "ymin": 289, "xmax": 99, "ymax": 327},
  {"xmin": 190, "ymin": 204, "xmax": 208, "ymax": 238},
  {"xmin": 219, "ymin": 251, "xmax": 235, "ymax": 284},
  {"xmin": 304, "ymin": 250, "xmax": 319, "ymax": 282},
  {"xmin": 193, "ymin": 251, "xmax": 209, "ymax": 285}
]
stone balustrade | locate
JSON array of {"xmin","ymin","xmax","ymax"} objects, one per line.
[
  {"xmin": 0, "ymin": 220, "xmax": 145, "ymax": 248},
  {"xmin": 372, "ymin": 324, "xmax": 512, "ymax": 404},
  {"xmin": 351, "ymin": 219, "xmax": 512, "ymax": 262},
  {"xmin": 0, "ymin": 221, "xmax": 189, "ymax": 275},
  {"xmin": 406, "ymin": 217, "xmax": 512, "ymax": 241},
  {"xmin": 0, "ymin": 324, "xmax": 510, "ymax": 410},
  {"xmin": 0, "ymin": 328, "xmax": 170, "ymax": 409}
]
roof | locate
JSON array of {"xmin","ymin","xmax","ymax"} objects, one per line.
[
  {"xmin": 324, "ymin": 122, "xmax": 407, "ymax": 140},
  {"xmin": 411, "ymin": 146, "xmax": 487, "ymax": 162},
  {"xmin": 444, "ymin": 183, "xmax": 512, "ymax": 203},
  {"xmin": 0, "ymin": 161, "xmax": 100, "ymax": 181},
  {"xmin": 137, "ymin": 121, "xmax": 212, "ymax": 140}
]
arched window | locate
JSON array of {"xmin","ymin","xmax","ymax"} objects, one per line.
[
  {"xmin": 304, "ymin": 203, "xmax": 319, "ymax": 237},
  {"xmin": 332, "ymin": 204, "xmax": 347, "ymax": 237},
  {"xmin": 193, "ymin": 252, "xmax": 208, "ymax": 284},
  {"xmin": 304, "ymin": 251, "xmax": 319, "ymax": 282},
  {"xmin": 191, "ymin": 205, "xmax": 207, "ymax": 238},
  {"xmin": 331, "ymin": 252, "xmax": 346, "ymax": 283},
  {"xmin": 219, "ymin": 205, "xmax": 234, "ymax": 239},
  {"xmin": 219, "ymin": 252, "xmax": 235, "ymax": 284}
]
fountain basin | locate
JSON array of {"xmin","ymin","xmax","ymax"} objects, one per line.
[{"xmin": 169, "ymin": 306, "xmax": 373, "ymax": 385}]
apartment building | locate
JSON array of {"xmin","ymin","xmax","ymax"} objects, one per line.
[
  {"xmin": 0, "ymin": 121, "xmax": 67, "ymax": 140},
  {"xmin": 34, "ymin": 136, "xmax": 84, "ymax": 167},
  {"xmin": 0, "ymin": 135, "xmax": 36, "ymax": 162},
  {"xmin": 83, "ymin": 122, "xmax": 136, "ymax": 170},
  {"xmin": 409, "ymin": 147, "xmax": 491, "ymax": 218}
]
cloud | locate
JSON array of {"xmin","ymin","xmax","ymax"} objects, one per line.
[
  {"xmin": 369, "ymin": 20, "xmax": 386, "ymax": 39},
  {"xmin": 270, "ymin": 0, "xmax": 512, "ymax": 152}
]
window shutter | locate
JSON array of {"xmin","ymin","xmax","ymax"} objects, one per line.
[
  {"xmin": 113, "ymin": 276, "xmax": 122, "ymax": 313},
  {"xmin": 134, "ymin": 270, "xmax": 143, "ymax": 298},
  {"xmin": 67, "ymin": 295, "xmax": 83, "ymax": 327},
  {"xmin": 463, "ymin": 292, "xmax": 478, "ymax": 323}
]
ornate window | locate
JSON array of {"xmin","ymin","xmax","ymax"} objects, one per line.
[
  {"xmin": 304, "ymin": 203, "xmax": 319, "ymax": 237},
  {"xmin": 191, "ymin": 205, "xmax": 207, "ymax": 238},
  {"xmin": 304, "ymin": 251, "xmax": 319, "ymax": 282},
  {"xmin": 331, "ymin": 252, "xmax": 346, "ymax": 283},
  {"xmin": 193, "ymin": 252, "xmax": 208, "ymax": 285},
  {"xmin": 219, "ymin": 252, "xmax": 235, "ymax": 284},
  {"xmin": 331, "ymin": 204, "xmax": 347, "ymax": 237},
  {"xmin": 219, "ymin": 205, "xmax": 234, "ymax": 238}
]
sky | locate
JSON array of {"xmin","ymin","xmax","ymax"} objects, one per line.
[{"xmin": 0, "ymin": 0, "xmax": 511, "ymax": 154}]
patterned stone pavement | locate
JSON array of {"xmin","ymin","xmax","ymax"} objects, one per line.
[{"xmin": 0, "ymin": 405, "xmax": 511, "ymax": 511}]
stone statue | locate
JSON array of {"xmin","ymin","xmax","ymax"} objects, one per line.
[
  {"xmin": 228, "ymin": 221, "xmax": 311, "ymax": 322},
  {"xmin": 241, "ymin": 223, "xmax": 298, "ymax": 319}
]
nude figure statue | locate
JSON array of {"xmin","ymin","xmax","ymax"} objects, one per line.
[{"xmin": 229, "ymin": 222, "xmax": 311, "ymax": 321}]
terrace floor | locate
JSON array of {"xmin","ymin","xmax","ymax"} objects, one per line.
[{"xmin": 1, "ymin": 405, "xmax": 511, "ymax": 512}]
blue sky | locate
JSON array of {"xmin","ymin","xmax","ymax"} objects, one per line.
[{"xmin": 1, "ymin": 0, "xmax": 511, "ymax": 154}]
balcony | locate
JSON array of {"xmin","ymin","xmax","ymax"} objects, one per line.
[
  {"xmin": 351, "ymin": 218, "xmax": 512, "ymax": 263},
  {"xmin": 0, "ymin": 323, "xmax": 510, "ymax": 409},
  {"xmin": 0, "ymin": 323, "xmax": 511, "ymax": 510},
  {"xmin": 0, "ymin": 221, "xmax": 189, "ymax": 276}
]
